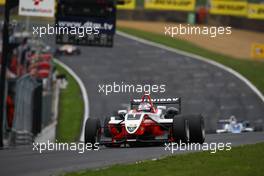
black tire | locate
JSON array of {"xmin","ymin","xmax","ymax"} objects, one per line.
[
  {"xmin": 173, "ymin": 115, "xmax": 189, "ymax": 143},
  {"xmin": 84, "ymin": 118, "xmax": 101, "ymax": 145},
  {"xmin": 185, "ymin": 115, "xmax": 205, "ymax": 144},
  {"xmin": 104, "ymin": 117, "xmax": 111, "ymax": 137}
]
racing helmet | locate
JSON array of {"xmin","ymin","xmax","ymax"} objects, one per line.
[
  {"xmin": 230, "ymin": 115, "xmax": 237, "ymax": 122},
  {"xmin": 138, "ymin": 102, "xmax": 151, "ymax": 112}
]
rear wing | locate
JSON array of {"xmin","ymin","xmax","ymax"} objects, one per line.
[
  {"xmin": 218, "ymin": 119, "xmax": 230, "ymax": 123},
  {"xmin": 130, "ymin": 97, "xmax": 181, "ymax": 113}
]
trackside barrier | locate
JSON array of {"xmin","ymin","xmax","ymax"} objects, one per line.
[
  {"xmin": 11, "ymin": 75, "xmax": 41, "ymax": 145},
  {"xmin": 10, "ymin": 74, "xmax": 57, "ymax": 145}
]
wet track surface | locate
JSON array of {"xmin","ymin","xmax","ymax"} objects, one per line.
[{"xmin": 0, "ymin": 33, "xmax": 264, "ymax": 176}]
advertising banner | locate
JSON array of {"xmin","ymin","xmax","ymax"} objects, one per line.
[
  {"xmin": 209, "ymin": 0, "xmax": 248, "ymax": 16},
  {"xmin": 251, "ymin": 44, "xmax": 264, "ymax": 59},
  {"xmin": 248, "ymin": 3, "xmax": 264, "ymax": 20},
  {"xmin": 117, "ymin": 0, "xmax": 136, "ymax": 10},
  {"xmin": 56, "ymin": 16, "xmax": 116, "ymax": 47},
  {"xmin": 0, "ymin": 0, "xmax": 5, "ymax": 5},
  {"xmin": 144, "ymin": 0, "xmax": 196, "ymax": 11},
  {"xmin": 19, "ymin": 0, "xmax": 55, "ymax": 17}
]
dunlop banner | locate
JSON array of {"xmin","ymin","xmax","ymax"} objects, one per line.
[
  {"xmin": 0, "ymin": 0, "xmax": 5, "ymax": 5},
  {"xmin": 144, "ymin": 0, "xmax": 196, "ymax": 11},
  {"xmin": 117, "ymin": 0, "xmax": 136, "ymax": 10},
  {"xmin": 248, "ymin": 4, "xmax": 264, "ymax": 20},
  {"xmin": 251, "ymin": 44, "xmax": 264, "ymax": 59},
  {"xmin": 210, "ymin": 0, "xmax": 248, "ymax": 16}
]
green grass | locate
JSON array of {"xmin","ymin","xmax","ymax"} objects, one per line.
[
  {"xmin": 55, "ymin": 63, "xmax": 84, "ymax": 142},
  {"xmin": 118, "ymin": 27, "xmax": 264, "ymax": 94},
  {"xmin": 65, "ymin": 142, "xmax": 264, "ymax": 176}
]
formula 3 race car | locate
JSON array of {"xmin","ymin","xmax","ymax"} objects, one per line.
[
  {"xmin": 216, "ymin": 116, "xmax": 263, "ymax": 134},
  {"xmin": 84, "ymin": 94, "xmax": 205, "ymax": 147},
  {"xmin": 55, "ymin": 45, "xmax": 81, "ymax": 56}
]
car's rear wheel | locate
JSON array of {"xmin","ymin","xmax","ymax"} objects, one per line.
[
  {"xmin": 185, "ymin": 115, "xmax": 205, "ymax": 144},
  {"xmin": 104, "ymin": 116, "xmax": 112, "ymax": 137},
  {"xmin": 84, "ymin": 118, "xmax": 101, "ymax": 145},
  {"xmin": 173, "ymin": 115, "xmax": 189, "ymax": 143}
]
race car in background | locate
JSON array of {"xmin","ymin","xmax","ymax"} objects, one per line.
[
  {"xmin": 216, "ymin": 116, "xmax": 263, "ymax": 134},
  {"xmin": 85, "ymin": 94, "xmax": 205, "ymax": 147},
  {"xmin": 55, "ymin": 45, "xmax": 81, "ymax": 56}
]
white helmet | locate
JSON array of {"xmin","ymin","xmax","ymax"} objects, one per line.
[{"xmin": 138, "ymin": 102, "xmax": 151, "ymax": 112}]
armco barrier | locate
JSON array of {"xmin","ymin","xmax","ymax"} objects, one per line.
[
  {"xmin": 10, "ymin": 74, "xmax": 55, "ymax": 145},
  {"xmin": 12, "ymin": 75, "xmax": 41, "ymax": 145},
  {"xmin": 10, "ymin": 73, "xmax": 56, "ymax": 145}
]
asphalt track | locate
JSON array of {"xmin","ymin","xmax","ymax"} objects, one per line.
[
  {"xmin": 0, "ymin": 33, "xmax": 264, "ymax": 176},
  {"xmin": 0, "ymin": 132, "xmax": 264, "ymax": 176},
  {"xmin": 56, "ymin": 33, "xmax": 264, "ymax": 132}
]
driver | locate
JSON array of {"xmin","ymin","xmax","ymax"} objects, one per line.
[
  {"xmin": 138, "ymin": 102, "xmax": 151, "ymax": 112},
  {"xmin": 230, "ymin": 115, "xmax": 237, "ymax": 123}
]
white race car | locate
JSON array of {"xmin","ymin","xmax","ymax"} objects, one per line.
[
  {"xmin": 55, "ymin": 45, "xmax": 81, "ymax": 56},
  {"xmin": 216, "ymin": 116, "xmax": 262, "ymax": 134}
]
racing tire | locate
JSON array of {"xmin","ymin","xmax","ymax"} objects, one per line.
[
  {"xmin": 185, "ymin": 115, "xmax": 205, "ymax": 144},
  {"xmin": 84, "ymin": 118, "xmax": 101, "ymax": 146},
  {"xmin": 104, "ymin": 117, "xmax": 112, "ymax": 137},
  {"xmin": 173, "ymin": 115, "xmax": 189, "ymax": 143}
]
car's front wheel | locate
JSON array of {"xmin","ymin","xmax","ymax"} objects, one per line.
[
  {"xmin": 185, "ymin": 115, "xmax": 205, "ymax": 144},
  {"xmin": 84, "ymin": 118, "xmax": 101, "ymax": 145},
  {"xmin": 172, "ymin": 115, "xmax": 189, "ymax": 143}
]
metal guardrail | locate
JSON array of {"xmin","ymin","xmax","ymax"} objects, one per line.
[
  {"xmin": 11, "ymin": 74, "xmax": 55, "ymax": 145},
  {"xmin": 11, "ymin": 74, "xmax": 40, "ymax": 144}
]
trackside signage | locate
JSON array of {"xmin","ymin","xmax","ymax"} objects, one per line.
[{"xmin": 19, "ymin": 0, "xmax": 55, "ymax": 17}]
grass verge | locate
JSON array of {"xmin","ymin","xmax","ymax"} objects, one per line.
[
  {"xmin": 55, "ymin": 62, "xmax": 84, "ymax": 142},
  {"xmin": 65, "ymin": 142, "xmax": 264, "ymax": 176},
  {"xmin": 118, "ymin": 27, "xmax": 264, "ymax": 94}
]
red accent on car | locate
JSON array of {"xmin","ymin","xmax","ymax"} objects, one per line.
[{"xmin": 109, "ymin": 115, "xmax": 165, "ymax": 141}]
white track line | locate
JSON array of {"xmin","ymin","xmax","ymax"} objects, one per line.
[
  {"xmin": 117, "ymin": 31, "xmax": 264, "ymax": 104},
  {"xmin": 53, "ymin": 59, "xmax": 89, "ymax": 142}
]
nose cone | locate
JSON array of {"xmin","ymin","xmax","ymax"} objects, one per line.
[
  {"xmin": 125, "ymin": 123, "xmax": 138, "ymax": 134},
  {"xmin": 125, "ymin": 114, "xmax": 143, "ymax": 134}
]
